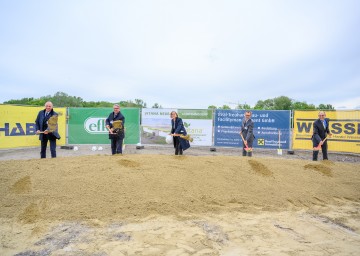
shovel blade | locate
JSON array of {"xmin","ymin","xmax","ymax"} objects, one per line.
[{"xmin": 277, "ymin": 149, "xmax": 282, "ymax": 155}]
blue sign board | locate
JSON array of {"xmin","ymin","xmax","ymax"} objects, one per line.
[{"xmin": 214, "ymin": 110, "xmax": 291, "ymax": 149}]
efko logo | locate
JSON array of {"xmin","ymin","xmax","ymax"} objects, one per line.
[{"xmin": 84, "ymin": 117, "xmax": 107, "ymax": 134}]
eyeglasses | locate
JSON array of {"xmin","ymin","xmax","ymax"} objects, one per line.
[
  {"xmin": 245, "ymin": 115, "xmax": 251, "ymax": 117},
  {"xmin": 319, "ymin": 114, "xmax": 325, "ymax": 116}
]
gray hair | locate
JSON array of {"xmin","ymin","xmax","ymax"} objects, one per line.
[{"xmin": 45, "ymin": 101, "xmax": 53, "ymax": 107}]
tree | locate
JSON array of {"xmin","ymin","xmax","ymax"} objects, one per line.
[
  {"xmin": 219, "ymin": 105, "xmax": 231, "ymax": 110},
  {"xmin": 119, "ymin": 99, "xmax": 147, "ymax": 108},
  {"xmin": 291, "ymin": 101, "xmax": 316, "ymax": 110},
  {"xmin": 254, "ymin": 99, "xmax": 275, "ymax": 110},
  {"xmin": 3, "ymin": 97, "xmax": 46, "ymax": 106},
  {"xmin": 317, "ymin": 104, "xmax": 334, "ymax": 110},
  {"xmin": 152, "ymin": 103, "xmax": 162, "ymax": 108},
  {"xmin": 208, "ymin": 105, "xmax": 217, "ymax": 110},
  {"xmin": 135, "ymin": 99, "xmax": 147, "ymax": 108},
  {"xmin": 50, "ymin": 91, "xmax": 83, "ymax": 107},
  {"xmin": 273, "ymin": 96, "xmax": 292, "ymax": 110},
  {"xmin": 235, "ymin": 103, "xmax": 251, "ymax": 110}
]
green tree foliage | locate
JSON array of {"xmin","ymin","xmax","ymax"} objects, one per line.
[
  {"xmin": 4, "ymin": 97, "xmax": 47, "ymax": 106},
  {"xmin": 219, "ymin": 105, "xmax": 231, "ymax": 110},
  {"xmin": 152, "ymin": 103, "xmax": 162, "ymax": 108},
  {"xmin": 254, "ymin": 96, "xmax": 325, "ymax": 110},
  {"xmin": 273, "ymin": 96, "xmax": 292, "ymax": 110},
  {"xmin": 291, "ymin": 101, "xmax": 316, "ymax": 110},
  {"xmin": 3, "ymin": 92, "xmax": 334, "ymax": 110},
  {"xmin": 317, "ymin": 104, "xmax": 334, "ymax": 110},
  {"xmin": 254, "ymin": 99, "xmax": 275, "ymax": 110},
  {"xmin": 235, "ymin": 103, "xmax": 252, "ymax": 110},
  {"xmin": 119, "ymin": 99, "xmax": 147, "ymax": 108},
  {"xmin": 49, "ymin": 92, "xmax": 84, "ymax": 107},
  {"xmin": 3, "ymin": 92, "xmax": 149, "ymax": 108}
]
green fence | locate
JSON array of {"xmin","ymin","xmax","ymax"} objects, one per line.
[{"xmin": 68, "ymin": 108, "xmax": 140, "ymax": 144}]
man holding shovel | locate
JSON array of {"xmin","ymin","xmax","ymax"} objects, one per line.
[
  {"xmin": 240, "ymin": 111, "xmax": 255, "ymax": 157},
  {"xmin": 312, "ymin": 111, "xmax": 332, "ymax": 161}
]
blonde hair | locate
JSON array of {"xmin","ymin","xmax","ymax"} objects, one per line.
[{"xmin": 170, "ymin": 111, "xmax": 178, "ymax": 117}]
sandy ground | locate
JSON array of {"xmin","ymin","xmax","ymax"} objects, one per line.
[{"xmin": 0, "ymin": 145, "xmax": 360, "ymax": 255}]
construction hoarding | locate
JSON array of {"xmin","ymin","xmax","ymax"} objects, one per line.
[
  {"xmin": 293, "ymin": 110, "xmax": 360, "ymax": 153},
  {"xmin": 0, "ymin": 105, "xmax": 66, "ymax": 148}
]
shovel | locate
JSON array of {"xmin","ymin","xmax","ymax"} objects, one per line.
[
  {"xmin": 240, "ymin": 132, "xmax": 252, "ymax": 152},
  {"xmin": 313, "ymin": 137, "xmax": 328, "ymax": 151}
]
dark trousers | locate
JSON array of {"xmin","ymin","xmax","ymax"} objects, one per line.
[
  {"xmin": 40, "ymin": 136, "xmax": 57, "ymax": 158},
  {"xmin": 312, "ymin": 139, "xmax": 328, "ymax": 161},
  {"xmin": 174, "ymin": 137, "xmax": 183, "ymax": 155},
  {"xmin": 111, "ymin": 137, "xmax": 123, "ymax": 154}
]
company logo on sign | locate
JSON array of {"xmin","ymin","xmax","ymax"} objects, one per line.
[
  {"xmin": 84, "ymin": 117, "xmax": 107, "ymax": 134},
  {"xmin": 258, "ymin": 139, "xmax": 265, "ymax": 146},
  {"xmin": 0, "ymin": 123, "xmax": 37, "ymax": 136}
]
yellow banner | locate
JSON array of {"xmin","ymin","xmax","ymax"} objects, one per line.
[
  {"xmin": 0, "ymin": 105, "xmax": 66, "ymax": 149},
  {"xmin": 293, "ymin": 110, "xmax": 360, "ymax": 153}
]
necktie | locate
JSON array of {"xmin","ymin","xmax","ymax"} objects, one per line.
[{"xmin": 322, "ymin": 120, "xmax": 326, "ymax": 129}]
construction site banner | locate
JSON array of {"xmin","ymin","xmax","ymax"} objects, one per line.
[
  {"xmin": 178, "ymin": 109, "xmax": 213, "ymax": 146},
  {"xmin": 141, "ymin": 108, "xmax": 176, "ymax": 144},
  {"xmin": 214, "ymin": 110, "xmax": 291, "ymax": 149},
  {"xmin": 0, "ymin": 105, "xmax": 66, "ymax": 149},
  {"xmin": 293, "ymin": 110, "xmax": 360, "ymax": 153},
  {"xmin": 68, "ymin": 108, "xmax": 140, "ymax": 144},
  {"xmin": 141, "ymin": 108, "xmax": 213, "ymax": 146}
]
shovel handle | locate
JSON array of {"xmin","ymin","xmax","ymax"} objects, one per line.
[{"xmin": 313, "ymin": 137, "xmax": 328, "ymax": 151}]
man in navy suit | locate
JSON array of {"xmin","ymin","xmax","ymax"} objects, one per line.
[
  {"xmin": 35, "ymin": 101, "xmax": 61, "ymax": 158},
  {"xmin": 312, "ymin": 111, "xmax": 332, "ymax": 161},
  {"xmin": 170, "ymin": 111, "xmax": 190, "ymax": 155}
]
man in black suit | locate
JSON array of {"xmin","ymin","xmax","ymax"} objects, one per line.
[
  {"xmin": 312, "ymin": 111, "xmax": 332, "ymax": 161},
  {"xmin": 106, "ymin": 104, "xmax": 125, "ymax": 155},
  {"xmin": 240, "ymin": 111, "xmax": 255, "ymax": 157}
]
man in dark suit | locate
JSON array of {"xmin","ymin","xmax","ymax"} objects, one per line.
[
  {"xmin": 240, "ymin": 111, "xmax": 255, "ymax": 157},
  {"xmin": 35, "ymin": 101, "xmax": 61, "ymax": 158},
  {"xmin": 312, "ymin": 111, "xmax": 332, "ymax": 161},
  {"xmin": 170, "ymin": 111, "xmax": 190, "ymax": 155},
  {"xmin": 106, "ymin": 104, "xmax": 125, "ymax": 155}
]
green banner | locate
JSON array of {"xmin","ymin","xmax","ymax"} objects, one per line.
[
  {"xmin": 178, "ymin": 109, "xmax": 213, "ymax": 119},
  {"xmin": 68, "ymin": 108, "xmax": 140, "ymax": 144}
]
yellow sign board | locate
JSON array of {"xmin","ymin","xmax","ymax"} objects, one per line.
[
  {"xmin": 0, "ymin": 105, "xmax": 66, "ymax": 149},
  {"xmin": 293, "ymin": 110, "xmax": 360, "ymax": 153}
]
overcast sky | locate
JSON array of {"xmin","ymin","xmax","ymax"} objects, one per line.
[{"xmin": 0, "ymin": 0, "xmax": 359, "ymax": 109}]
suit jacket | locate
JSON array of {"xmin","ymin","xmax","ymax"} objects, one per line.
[
  {"xmin": 171, "ymin": 117, "xmax": 190, "ymax": 151},
  {"xmin": 241, "ymin": 118, "xmax": 255, "ymax": 142},
  {"xmin": 312, "ymin": 118, "xmax": 330, "ymax": 143},
  {"xmin": 106, "ymin": 112, "xmax": 125, "ymax": 139},
  {"xmin": 35, "ymin": 109, "xmax": 61, "ymax": 140}
]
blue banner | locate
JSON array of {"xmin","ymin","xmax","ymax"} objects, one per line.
[{"xmin": 214, "ymin": 110, "xmax": 291, "ymax": 149}]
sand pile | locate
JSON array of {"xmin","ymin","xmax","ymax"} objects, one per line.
[
  {"xmin": 1, "ymin": 154, "xmax": 360, "ymax": 255},
  {"xmin": 1, "ymin": 155, "xmax": 359, "ymax": 222}
]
